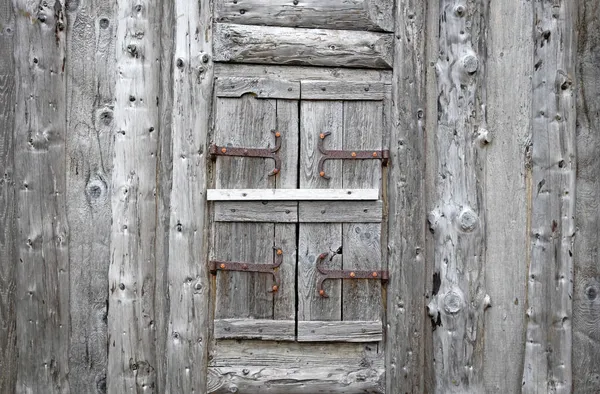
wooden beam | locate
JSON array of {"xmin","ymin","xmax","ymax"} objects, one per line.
[
  {"xmin": 214, "ymin": 23, "xmax": 394, "ymax": 69},
  {"xmin": 107, "ymin": 0, "xmax": 161, "ymax": 390},
  {"xmin": 12, "ymin": 0, "xmax": 70, "ymax": 392},
  {"xmin": 0, "ymin": 0, "xmax": 17, "ymax": 391},
  {"xmin": 523, "ymin": 2, "xmax": 577, "ymax": 393},
  {"xmin": 385, "ymin": 0, "xmax": 428, "ymax": 392},
  {"xmin": 215, "ymin": 0, "xmax": 394, "ymax": 32},
  {"xmin": 482, "ymin": 0, "xmax": 532, "ymax": 392},
  {"xmin": 214, "ymin": 319, "xmax": 295, "ymax": 341},
  {"xmin": 216, "ymin": 77, "xmax": 300, "ymax": 99},
  {"xmin": 214, "ymin": 201, "xmax": 298, "ymax": 222},
  {"xmin": 427, "ymin": 1, "xmax": 489, "ymax": 392},
  {"xmin": 300, "ymin": 81, "xmax": 389, "ymax": 101},
  {"xmin": 297, "ymin": 321, "xmax": 383, "ymax": 342},
  {"xmin": 574, "ymin": 1, "xmax": 600, "ymax": 392},
  {"xmin": 65, "ymin": 1, "xmax": 115, "ymax": 391},
  {"xmin": 298, "ymin": 201, "xmax": 382, "ymax": 222},
  {"xmin": 162, "ymin": 0, "xmax": 214, "ymax": 391},
  {"xmin": 207, "ymin": 188, "xmax": 379, "ymax": 201}
]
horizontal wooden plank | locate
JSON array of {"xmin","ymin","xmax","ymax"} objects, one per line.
[
  {"xmin": 215, "ymin": 77, "xmax": 300, "ymax": 99},
  {"xmin": 297, "ymin": 320, "xmax": 383, "ymax": 342},
  {"xmin": 299, "ymin": 201, "xmax": 382, "ymax": 222},
  {"xmin": 214, "ymin": 201, "xmax": 298, "ymax": 222},
  {"xmin": 214, "ymin": 0, "xmax": 393, "ymax": 32},
  {"xmin": 207, "ymin": 189, "xmax": 379, "ymax": 201},
  {"xmin": 214, "ymin": 319, "xmax": 295, "ymax": 341},
  {"xmin": 208, "ymin": 365, "xmax": 385, "ymax": 393},
  {"xmin": 214, "ymin": 24, "xmax": 393, "ymax": 69},
  {"xmin": 300, "ymin": 81, "xmax": 389, "ymax": 100}
]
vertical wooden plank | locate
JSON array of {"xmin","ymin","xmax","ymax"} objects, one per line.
[
  {"xmin": 342, "ymin": 101, "xmax": 383, "ymax": 322},
  {"xmin": 65, "ymin": 0, "xmax": 116, "ymax": 392},
  {"xmin": 0, "ymin": 0, "xmax": 16, "ymax": 391},
  {"xmin": 163, "ymin": 0, "xmax": 212, "ymax": 390},
  {"xmin": 213, "ymin": 96, "xmax": 276, "ymax": 322},
  {"xmin": 427, "ymin": 0, "xmax": 489, "ymax": 392},
  {"xmin": 298, "ymin": 101, "xmax": 343, "ymax": 327},
  {"xmin": 574, "ymin": 1, "xmax": 600, "ymax": 392},
  {"xmin": 107, "ymin": 0, "xmax": 161, "ymax": 390},
  {"xmin": 483, "ymin": 0, "xmax": 532, "ymax": 392},
  {"xmin": 386, "ymin": 0, "xmax": 428, "ymax": 392},
  {"xmin": 12, "ymin": 0, "xmax": 70, "ymax": 392},
  {"xmin": 523, "ymin": 1, "xmax": 577, "ymax": 393}
]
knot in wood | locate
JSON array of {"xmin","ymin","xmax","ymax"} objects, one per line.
[
  {"xmin": 443, "ymin": 291, "xmax": 463, "ymax": 314},
  {"xmin": 454, "ymin": 4, "xmax": 466, "ymax": 17},
  {"xmin": 462, "ymin": 55, "xmax": 479, "ymax": 74},
  {"xmin": 458, "ymin": 208, "xmax": 478, "ymax": 232}
]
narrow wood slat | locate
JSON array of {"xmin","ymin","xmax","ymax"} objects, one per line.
[
  {"xmin": 300, "ymin": 81, "xmax": 388, "ymax": 101},
  {"xmin": 207, "ymin": 189, "xmax": 379, "ymax": 201},
  {"xmin": 214, "ymin": 319, "xmax": 295, "ymax": 341},
  {"xmin": 214, "ymin": 23, "xmax": 393, "ymax": 69},
  {"xmin": 299, "ymin": 201, "xmax": 382, "ymax": 223},
  {"xmin": 214, "ymin": 201, "xmax": 297, "ymax": 222},
  {"xmin": 297, "ymin": 321, "xmax": 383, "ymax": 342},
  {"xmin": 215, "ymin": 0, "xmax": 393, "ymax": 32},
  {"xmin": 215, "ymin": 77, "xmax": 300, "ymax": 99}
]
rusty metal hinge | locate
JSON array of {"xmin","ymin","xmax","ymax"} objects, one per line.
[
  {"xmin": 209, "ymin": 247, "xmax": 283, "ymax": 293},
  {"xmin": 209, "ymin": 130, "xmax": 282, "ymax": 176},
  {"xmin": 316, "ymin": 252, "xmax": 388, "ymax": 298},
  {"xmin": 318, "ymin": 132, "xmax": 390, "ymax": 179}
]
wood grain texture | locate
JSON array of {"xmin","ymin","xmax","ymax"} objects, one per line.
[
  {"xmin": 522, "ymin": 2, "xmax": 576, "ymax": 393},
  {"xmin": 427, "ymin": 1, "xmax": 489, "ymax": 392},
  {"xmin": 214, "ymin": 319, "xmax": 295, "ymax": 341},
  {"xmin": 300, "ymin": 81, "xmax": 389, "ymax": 100},
  {"xmin": 207, "ymin": 188, "xmax": 379, "ymax": 201},
  {"xmin": 215, "ymin": 77, "xmax": 299, "ymax": 99},
  {"xmin": 482, "ymin": 0, "xmax": 532, "ymax": 392},
  {"xmin": 574, "ymin": 1, "xmax": 600, "ymax": 392},
  {"xmin": 214, "ymin": 23, "xmax": 393, "ymax": 69},
  {"xmin": 297, "ymin": 320, "xmax": 382, "ymax": 342},
  {"xmin": 215, "ymin": 0, "xmax": 393, "ymax": 32},
  {"xmin": 65, "ymin": 0, "xmax": 116, "ymax": 392},
  {"xmin": 163, "ymin": 0, "xmax": 213, "ymax": 391},
  {"xmin": 385, "ymin": 0, "xmax": 428, "ymax": 392},
  {"xmin": 214, "ymin": 201, "xmax": 298, "ymax": 222},
  {"xmin": 299, "ymin": 201, "xmax": 383, "ymax": 223},
  {"xmin": 0, "ymin": 0, "xmax": 16, "ymax": 391},
  {"xmin": 107, "ymin": 0, "xmax": 161, "ymax": 390},
  {"xmin": 12, "ymin": 0, "xmax": 70, "ymax": 392}
]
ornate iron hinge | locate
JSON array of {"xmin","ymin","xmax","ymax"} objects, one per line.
[
  {"xmin": 209, "ymin": 247, "xmax": 283, "ymax": 293},
  {"xmin": 318, "ymin": 132, "xmax": 390, "ymax": 179},
  {"xmin": 209, "ymin": 130, "xmax": 282, "ymax": 176},
  {"xmin": 316, "ymin": 252, "xmax": 388, "ymax": 298}
]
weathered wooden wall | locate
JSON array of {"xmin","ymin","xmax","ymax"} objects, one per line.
[{"xmin": 1, "ymin": 0, "xmax": 600, "ymax": 393}]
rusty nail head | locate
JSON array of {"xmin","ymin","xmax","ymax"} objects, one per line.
[
  {"xmin": 351, "ymin": 152, "xmax": 357, "ymax": 157},
  {"xmin": 350, "ymin": 272, "xmax": 356, "ymax": 278},
  {"xmin": 242, "ymin": 264, "xmax": 248, "ymax": 270},
  {"xmin": 319, "ymin": 289, "xmax": 325, "ymax": 296},
  {"xmin": 275, "ymin": 131, "xmax": 281, "ymax": 137},
  {"xmin": 220, "ymin": 263, "xmax": 226, "ymax": 269},
  {"xmin": 373, "ymin": 152, "xmax": 378, "ymax": 157},
  {"xmin": 272, "ymin": 168, "xmax": 279, "ymax": 174},
  {"xmin": 272, "ymin": 285, "xmax": 278, "ymax": 292},
  {"xmin": 277, "ymin": 249, "xmax": 283, "ymax": 255},
  {"xmin": 372, "ymin": 272, "xmax": 378, "ymax": 277},
  {"xmin": 320, "ymin": 133, "xmax": 325, "ymax": 139},
  {"xmin": 221, "ymin": 147, "xmax": 227, "ymax": 153},
  {"xmin": 319, "ymin": 171, "xmax": 325, "ymax": 177}
]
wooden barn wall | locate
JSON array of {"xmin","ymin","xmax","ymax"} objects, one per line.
[{"xmin": 0, "ymin": 0, "xmax": 599, "ymax": 393}]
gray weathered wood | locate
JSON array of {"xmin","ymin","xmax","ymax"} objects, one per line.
[
  {"xmin": 214, "ymin": 23, "xmax": 393, "ymax": 69},
  {"xmin": 574, "ymin": 1, "xmax": 600, "ymax": 392},
  {"xmin": 297, "ymin": 320, "xmax": 382, "ymax": 342},
  {"xmin": 298, "ymin": 101, "xmax": 343, "ymax": 334},
  {"xmin": 299, "ymin": 201, "xmax": 383, "ymax": 223},
  {"xmin": 427, "ymin": 1, "xmax": 489, "ymax": 392},
  {"xmin": 13, "ymin": 1, "xmax": 70, "ymax": 392},
  {"xmin": 65, "ymin": 0, "xmax": 116, "ymax": 391},
  {"xmin": 216, "ymin": 77, "xmax": 299, "ymax": 99},
  {"xmin": 0, "ymin": 0, "xmax": 16, "ymax": 391},
  {"xmin": 214, "ymin": 319, "xmax": 295, "ymax": 341},
  {"xmin": 107, "ymin": 0, "xmax": 160, "ymax": 390},
  {"xmin": 342, "ymin": 100, "xmax": 384, "ymax": 325},
  {"xmin": 215, "ymin": 63, "xmax": 392, "ymax": 82},
  {"xmin": 482, "ymin": 0, "xmax": 532, "ymax": 392},
  {"xmin": 207, "ymin": 188, "xmax": 379, "ymax": 201},
  {"xmin": 301, "ymin": 81, "xmax": 389, "ymax": 100},
  {"xmin": 522, "ymin": 2, "xmax": 577, "ymax": 393},
  {"xmin": 214, "ymin": 201, "xmax": 298, "ymax": 222},
  {"xmin": 215, "ymin": 0, "xmax": 393, "ymax": 32},
  {"xmin": 163, "ymin": 0, "xmax": 213, "ymax": 391}
]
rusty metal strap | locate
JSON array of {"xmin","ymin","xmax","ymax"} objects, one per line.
[
  {"xmin": 316, "ymin": 252, "xmax": 389, "ymax": 298},
  {"xmin": 209, "ymin": 247, "xmax": 284, "ymax": 293},
  {"xmin": 210, "ymin": 130, "xmax": 282, "ymax": 176},
  {"xmin": 317, "ymin": 132, "xmax": 389, "ymax": 180}
]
